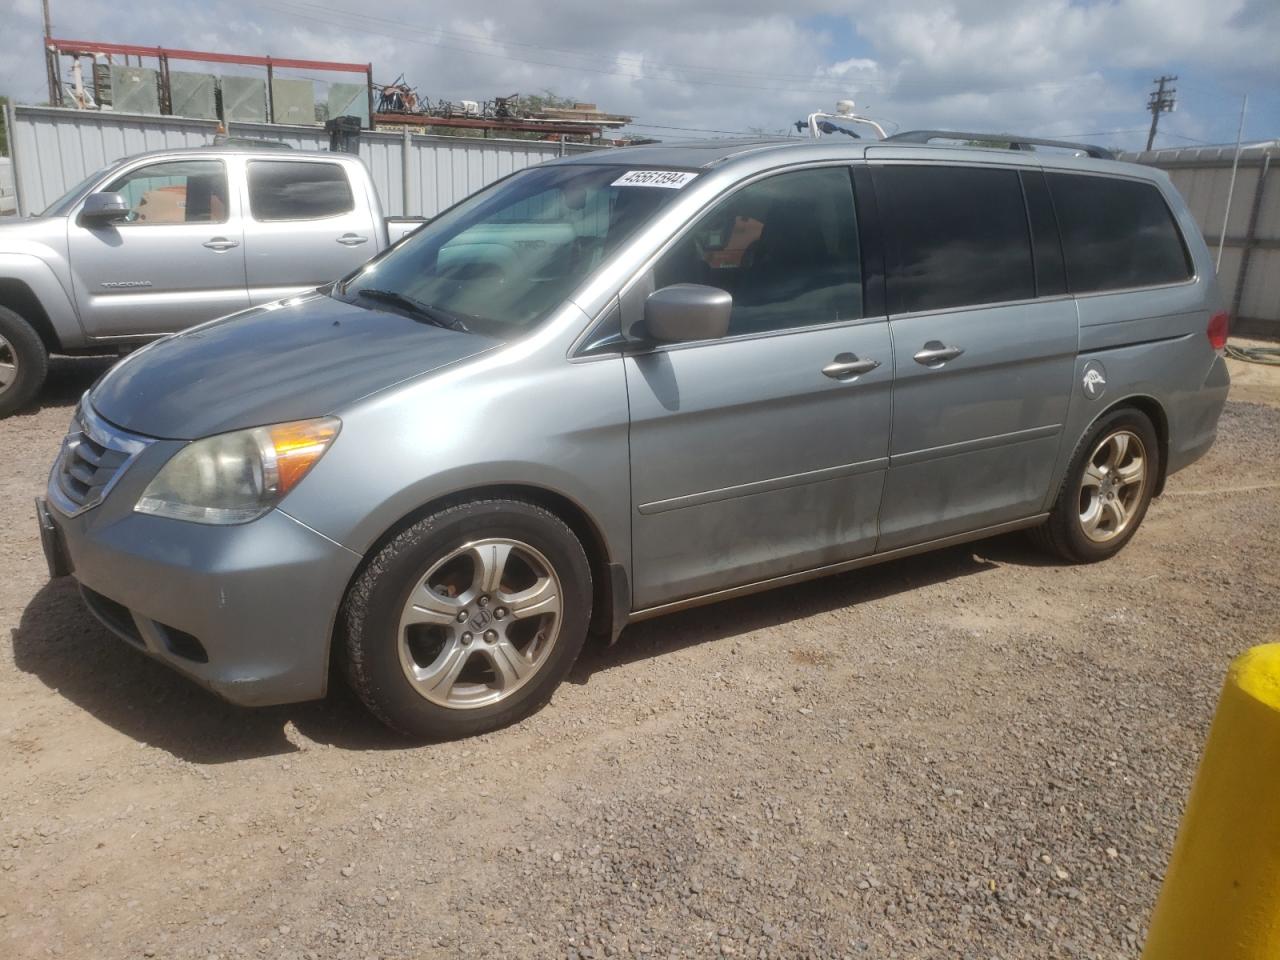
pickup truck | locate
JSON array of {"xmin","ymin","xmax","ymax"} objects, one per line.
[{"xmin": 0, "ymin": 146, "xmax": 423, "ymax": 415}]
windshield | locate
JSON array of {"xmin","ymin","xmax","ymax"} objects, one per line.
[
  {"xmin": 38, "ymin": 163, "xmax": 118, "ymax": 218},
  {"xmin": 334, "ymin": 163, "xmax": 691, "ymax": 338}
]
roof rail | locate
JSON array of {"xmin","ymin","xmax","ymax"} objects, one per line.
[
  {"xmin": 209, "ymin": 135, "xmax": 294, "ymax": 151},
  {"xmin": 884, "ymin": 130, "xmax": 1116, "ymax": 160}
]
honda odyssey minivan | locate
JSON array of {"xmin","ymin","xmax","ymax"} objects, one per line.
[{"xmin": 38, "ymin": 132, "xmax": 1230, "ymax": 739}]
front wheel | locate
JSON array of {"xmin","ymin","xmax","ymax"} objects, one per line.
[
  {"xmin": 1032, "ymin": 408, "xmax": 1160, "ymax": 563},
  {"xmin": 340, "ymin": 498, "xmax": 592, "ymax": 739},
  {"xmin": 0, "ymin": 306, "xmax": 49, "ymax": 418}
]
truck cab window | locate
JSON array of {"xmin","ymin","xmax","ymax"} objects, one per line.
[
  {"xmin": 248, "ymin": 161, "xmax": 354, "ymax": 221},
  {"xmin": 104, "ymin": 160, "xmax": 229, "ymax": 225}
]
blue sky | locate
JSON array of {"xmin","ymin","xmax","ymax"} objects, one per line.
[{"xmin": 3, "ymin": 0, "xmax": 1277, "ymax": 151}]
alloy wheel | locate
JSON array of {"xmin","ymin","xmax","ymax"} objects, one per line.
[
  {"xmin": 1078, "ymin": 429, "xmax": 1147, "ymax": 543},
  {"xmin": 397, "ymin": 538, "xmax": 562, "ymax": 709},
  {"xmin": 0, "ymin": 333, "xmax": 17, "ymax": 392}
]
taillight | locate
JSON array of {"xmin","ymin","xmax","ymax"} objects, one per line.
[{"xmin": 1208, "ymin": 311, "xmax": 1229, "ymax": 351}]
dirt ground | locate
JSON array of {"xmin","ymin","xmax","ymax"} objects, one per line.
[{"xmin": 2, "ymin": 352, "xmax": 1279, "ymax": 960}]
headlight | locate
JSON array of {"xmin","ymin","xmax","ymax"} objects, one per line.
[{"xmin": 135, "ymin": 417, "xmax": 340, "ymax": 524}]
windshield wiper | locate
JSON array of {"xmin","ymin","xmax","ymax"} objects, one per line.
[{"xmin": 354, "ymin": 288, "xmax": 470, "ymax": 332}]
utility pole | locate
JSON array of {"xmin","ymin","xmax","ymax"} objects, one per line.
[
  {"xmin": 1145, "ymin": 75, "xmax": 1177, "ymax": 151},
  {"xmin": 42, "ymin": 0, "xmax": 60, "ymax": 106}
]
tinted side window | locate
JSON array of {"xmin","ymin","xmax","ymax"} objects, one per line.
[
  {"xmin": 876, "ymin": 165, "xmax": 1035, "ymax": 314},
  {"xmin": 653, "ymin": 167, "xmax": 862, "ymax": 337},
  {"xmin": 248, "ymin": 161, "xmax": 354, "ymax": 221},
  {"xmin": 1046, "ymin": 173, "xmax": 1191, "ymax": 292},
  {"xmin": 104, "ymin": 160, "xmax": 228, "ymax": 225}
]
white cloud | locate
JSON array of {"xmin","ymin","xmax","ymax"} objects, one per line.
[{"xmin": 1, "ymin": 0, "xmax": 1275, "ymax": 149}]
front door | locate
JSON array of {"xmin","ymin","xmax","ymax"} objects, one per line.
[
  {"xmin": 67, "ymin": 158, "xmax": 249, "ymax": 338},
  {"xmin": 870, "ymin": 162, "xmax": 1078, "ymax": 550},
  {"xmin": 625, "ymin": 166, "xmax": 893, "ymax": 610}
]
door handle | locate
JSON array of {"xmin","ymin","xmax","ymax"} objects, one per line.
[
  {"xmin": 336, "ymin": 233, "xmax": 369, "ymax": 246},
  {"xmin": 822, "ymin": 353, "xmax": 881, "ymax": 380},
  {"xmin": 913, "ymin": 341, "xmax": 965, "ymax": 366},
  {"xmin": 202, "ymin": 237, "xmax": 240, "ymax": 251}
]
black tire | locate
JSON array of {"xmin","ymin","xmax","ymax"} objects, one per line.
[
  {"xmin": 1031, "ymin": 407, "xmax": 1160, "ymax": 563},
  {"xmin": 340, "ymin": 498, "xmax": 593, "ymax": 740},
  {"xmin": 0, "ymin": 305, "xmax": 49, "ymax": 418}
]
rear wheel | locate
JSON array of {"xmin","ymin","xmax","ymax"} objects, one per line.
[
  {"xmin": 341, "ymin": 498, "xmax": 592, "ymax": 739},
  {"xmin": 0, "ymin": 306, "xmax": 49, "ymax": 418},
  {"xmin": 1032, "ymin": 408, "xmax": 1160, "ymax": 563}
]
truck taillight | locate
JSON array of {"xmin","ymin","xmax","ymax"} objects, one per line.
[{"xmin": 1208, "ymin": 311, "xmax": 1229, "ymax": 351}]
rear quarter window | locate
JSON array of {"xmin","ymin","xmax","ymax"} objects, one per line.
[
  {"xmin": 1046, "ymin": 173, "xmax": 1192, "ymax": 293},
  {"xmin": 875, "ymin": 164, "xmax": 1036, "ymax": 315},
  {"xmin": 248, "ymin": 160, "xmax": 354, "ymax": 221}
]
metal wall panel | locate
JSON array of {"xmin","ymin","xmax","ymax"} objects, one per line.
[
  {"xmin": 1241, "ymin": 249, "xmax": 1280, "ymax": 323},
  {"xmin": 403, "ymin": 134, "xmax": 597, "ymax": 218},
  {"xmin": 1257, "ymin": 168, "xmax": 1280, "ymax": 239},
  {"xmin": 11, "ymin": 104, "xmax": 604, "ymax": 220},
  {"xmin": 0, "ymin": 158, "xmax": 15, "ymax": 216},
  {"xmin": 12, "ymin": 106, "xmax": 215, "ymax": 215},
  {"xmin": 1128, "ymin": 142, "xmax": 1279, "ymax": 333}
]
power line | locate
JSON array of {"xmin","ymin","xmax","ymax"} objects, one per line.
[
  {"xmin": 627, "ymin": 122, "xmax": 767, "ymax": 136},
  {"xmin": 1158, "ymin": 131, "xmax": 1216, "ymax": 144},
  {"xmin": 1054, "ymin": 128, "xmax": 1148, "ymax": 137}
]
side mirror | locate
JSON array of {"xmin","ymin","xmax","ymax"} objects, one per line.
[
  {"xmin": 642, "ymin": 284, "xmax": 732, "ymax": 343},
  {"xmin": 80, "ymin": 192, "xmax": 131, "ymax": 224}
]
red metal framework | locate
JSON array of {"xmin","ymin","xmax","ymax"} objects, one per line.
[
  {"xmin": 44, "ymin": 37, "xmax": 374, "ymax": 126},
  {"xmin": 373, "ymin": 113, "xmax": 610, "ymax": 139}
]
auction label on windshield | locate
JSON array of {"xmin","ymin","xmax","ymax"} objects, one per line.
[{"xmin": 612, "ymin": 170, "xmax": 698, "ymax": 189}]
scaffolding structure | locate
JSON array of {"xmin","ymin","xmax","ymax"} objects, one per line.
[{"xmin": 44, "ymin": 36, "xmax": 374, "ymax": 127}]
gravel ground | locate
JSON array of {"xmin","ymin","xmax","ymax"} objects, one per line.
[{"xmin": 2, "ymin": 355, "xmax": 1279, "ymax": 960}]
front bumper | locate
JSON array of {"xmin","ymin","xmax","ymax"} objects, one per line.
[{"xmin": 42, "ymin": 456, "xmax": 363, "ymax": 706}]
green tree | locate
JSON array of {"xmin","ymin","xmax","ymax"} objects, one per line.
[{"xmin": 0, "ymin": 95, "xmax": 8, "ymax": 156}]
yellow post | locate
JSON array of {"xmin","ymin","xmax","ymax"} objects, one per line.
[{"xmin": 1143, "ymin": 644, "xmax": 1280, "ymax": 959}]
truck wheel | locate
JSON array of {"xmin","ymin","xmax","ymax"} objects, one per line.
[
  {"xmin": 1031, "ymin": 408, "xmax": 1160, "ymax": 563},
  {"xmin": 0, "ymin": 306, "xmax": 49, "ymax": 417},
  {"xmin": 340, "ymin": 498, "xmax": 593, "ymax": 740}
]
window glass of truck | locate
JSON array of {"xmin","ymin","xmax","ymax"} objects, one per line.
[
  {"xmin": 248, "ymin": 160, "xmax": 354, "ymax": 221},
  {"xmin": 336, "ymin": 164, "xmax": 684, "ymax": 337},
  {"xmin": 1046, "ymin": 173, "xmax": 1192, "ymax": 292},
  {"xmin": 104, "ymin": 160, "xmax": 229, "ymax": 225},
  {"xmin": 875, "ymin": 165, "xmax": 1035, "ymax": 314},
  {"xmin": 653, "ymin": 167, "xmax": 863, "ymax": 336}
]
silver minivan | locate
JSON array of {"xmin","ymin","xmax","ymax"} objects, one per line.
[{"xmin": 39, "ymin": 132, "xmax": 1231, "ymax": 739}]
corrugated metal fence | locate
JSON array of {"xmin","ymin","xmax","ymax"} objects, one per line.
[
  {"xmin": 5, "ymin": 103, "xmax": 602, "ymax": 220},
  {"xmin": 1125, "ymin": 142, "xmax": 1279, "ymax": 338},
  {"xmin": 0, "ymin": 158, "xmax": 14, "ymax": 215}
]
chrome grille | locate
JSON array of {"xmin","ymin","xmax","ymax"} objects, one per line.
[{"xmin": 49, "ymin": 401, "xmax": 152, "ymax": 516}]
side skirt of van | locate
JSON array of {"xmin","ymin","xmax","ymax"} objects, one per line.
[{"xmin": 627, "ymin": 513, "xmax": 1049, "ymax": 622}]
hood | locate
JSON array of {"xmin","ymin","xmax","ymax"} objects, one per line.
[
  {"xmin": 0, "ymin": 215, "xmax": 69, "ymax": 258},
  {"xmin": 91, "ymin": 293, "xmax": 500, "ymax": 440}
]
